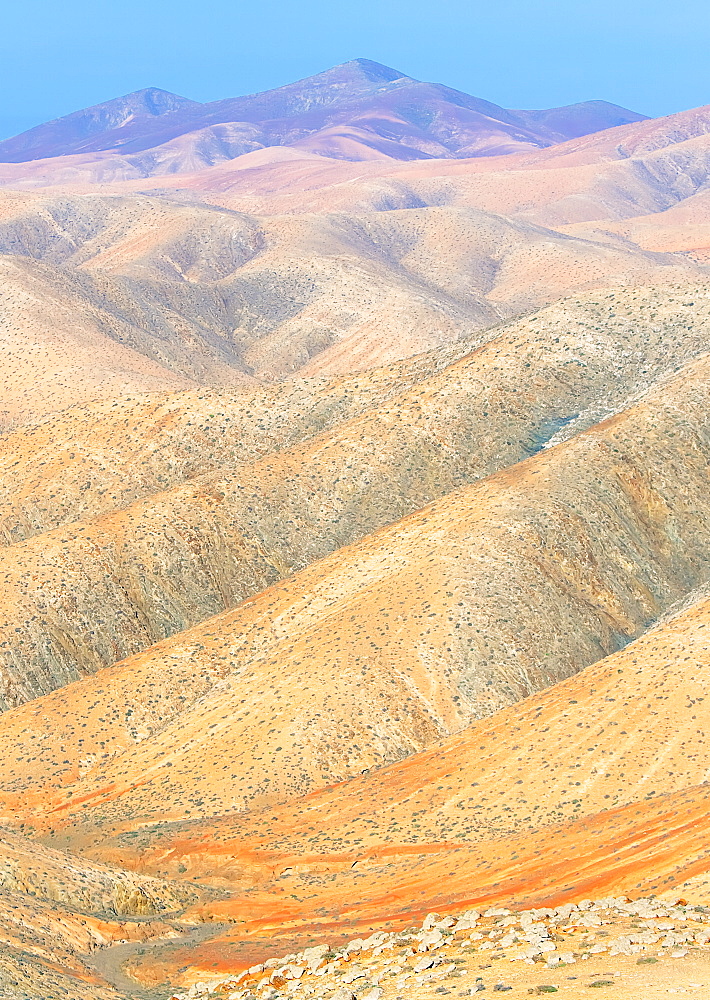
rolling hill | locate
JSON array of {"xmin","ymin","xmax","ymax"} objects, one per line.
[
  {"xmin": 1, "ymin": 338, "xmax": 709, "ymax": 841},
  {"xmin": 0, "ymin": 182, "xmax": 704, "ymax": 429},
  {"xmin": 2, "ymin": 60, "xmax": 710, "ymax": 1000},
  {"xmin": 71, "ymin": 586, "xmax": 710, "ymax": 987},
  {"xmin": 1, "ymin": 283, "xmax": 709, "ymax": 709}
]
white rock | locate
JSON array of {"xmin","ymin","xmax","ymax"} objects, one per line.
[
  {"xmin": 330, "ymin": 990, "xmax": 355, "ymax": 1000},
  {"xmin": 341, "ymin": 968, "xmax": 366, "ymax": 984},
  {"xmin": 418, "ymin": 929, "xmax": 444, "ymax": 952},
  {"xmin": 303, "ymin": 945, "xmax": 330, "ymax": 970},
  {"xmin": 361, "ymin": 933, "xmax": 387, "ymax": 950}
]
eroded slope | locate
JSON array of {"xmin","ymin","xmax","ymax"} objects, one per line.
[
  {"xmin": 2, "ymin": 285, "xmax": 710, "ymax": 706},
  {"xmin": 77, "ymin": 588, "xmax": 710, "ymax": 982},
  {"xmin": 1, "ymin": 347, "xmax": 709, "ymax": 835}
]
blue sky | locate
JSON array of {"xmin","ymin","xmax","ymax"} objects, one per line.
[{"xmin": 2, "ymin": 0, "xmax": 708, "ymax": 139}]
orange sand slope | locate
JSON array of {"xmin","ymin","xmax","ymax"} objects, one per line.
[
  {"xmin": 86, "ymin": 588, "xmax": 710, "ymax": 978},
  {"xmin": 1, "ymin": 345, "xmax": 709, "ymax": 838}
]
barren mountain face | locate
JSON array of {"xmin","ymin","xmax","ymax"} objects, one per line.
[
  {"xmin": 2, "ymin": 68, "xmax": 710, "ymax": 1000},
  {"xmin": 0, "ymin": 60, "xmax": 646, "ymax": 170},
  {"xmin": 0, "ymin": 284, "xmax": 710, "ymax": 709}
]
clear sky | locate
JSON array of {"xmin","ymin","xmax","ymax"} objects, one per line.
[{"xmin": 2, "ymin": 0, "xmax": 708, "ymax": 139}]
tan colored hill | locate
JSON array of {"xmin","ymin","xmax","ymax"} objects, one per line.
[
  {"xmin": 1, "ymin": 342, "xmax": 710, "ymax": 839},
  {"xmin": 3, "ymin": 96, "xmax": 710, "ymax": 998},
  {"xmin": 0, "ymin": 188, "xmax": 702, "ymax": 400},
  {"xmin": 156, "ymin": 583, "xmax": 710, "ymax": 862},
  {"xmin": 0, "ymin": 828, "xmax": 200, "ymax": 999},
  {"xmin": 0, "ymin": 254, "xmax": 201, "ymax": 428},
  {"xmin": 561, "ymin": 189, "xmax": 710, "ymax": 262},
  {"xmin": 0, "ymin": 339, "xmax": 480, "ymax": 544},
  {"xmin": 2, "ymin": 284, "xmax": 710, "ymax": 708},
  {"xmin": 1, "ymin": 108, "xmax": 710, "ymax": 425},
  {"xmin": 75, "ymin": 586, "xmax": 710, "ymax": 985}
]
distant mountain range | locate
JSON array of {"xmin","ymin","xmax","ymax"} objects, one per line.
[{"xmin": 0, "ymin": 58, "xmax": 647, "ymax": 168}]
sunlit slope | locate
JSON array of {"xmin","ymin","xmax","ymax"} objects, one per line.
[
  {"xmin": 8, "ymin": 281, "xmax": 707, "ymax": 544},
  {"xmin": 0, "ymin": 255, "xmax": 198, "ymax": 428},
  {"xmin": 82, "ymin": 590, "xmax": 710, "ymax": 977},
  {"xmin": 2, "ymin": 285, "xmax": 710, "ymax": 707},
  {"xmin": 146, "ymin": 583, "xmax": 710, "ymax": 859},
  {"xmin": 1, "ymin": 347, "xmax": 709, "ymax": 834},
  {"xmin": 0, "ymin": 187, "xmax": 704, "ymax": 394},
  {"xmin": 116, "ymin": 784, "xmax": 710, "ymax": 981},
  {"xmin": 82, "ymin": 593, "xmax": 710, "ymax": 978},
  {"xmin": 0, "ymin": 344, "xmax": 477, "ymax": 545}
]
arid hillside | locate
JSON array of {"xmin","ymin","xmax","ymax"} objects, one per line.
[
  {"xmin": 3, "ymin": 73, "xmax": 710, "ymax": 1000},
  {"xmin": 1, "ymin": 103, "xmax": 710, "ymax": 424},
  {"xmin": 0, "ymin": 827, "xmax": 201, "ymax": 999},
  {"xmin": 0, "ymin": 187, "xmax": 701, "ymax": 418},
  {"xmin": 0, "ymin": 341, "xmax": 709, "ymax": 840},
  {"xmin": 1, "ymin": 284, "xmax": 710, "ymax": 708},
  {"xmin": 0, "ymin": 254, "xmax": 203, "ymax": 429},
  {"xmin": 63, "ymin": 587, "xmax": 710, "ymax": 986}
]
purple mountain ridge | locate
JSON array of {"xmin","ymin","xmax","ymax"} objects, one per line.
[{"xmin": 0, "ymin": 59, "xmax": 648, "ymax": 167}]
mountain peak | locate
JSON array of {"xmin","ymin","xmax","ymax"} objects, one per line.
[
  {"xmin": 339, "ymin": 58, "xmax": 413, "ymax": 83},
  {"xmin": 0, "ymin": 62, "xmax": 646, "ymax": 166},
  {"xmin": 114, "ymin": 87, "xmax": 201, "ymax": 116}
]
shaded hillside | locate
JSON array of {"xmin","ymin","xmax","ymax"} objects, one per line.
[
  {"xmin": 1, "ymin": 346, "xmax": 710, "ymax": 835},
  {"xmin": 0, "ymin": 828, "xmax": 199, "ymax": 1000},
  {"xmin": 0, "ymin": 186, "xmax": 704, "ymax": 423},
  {"xmin": 2, "ymin": 285, "xmax": 710, "ymax": 706}
]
